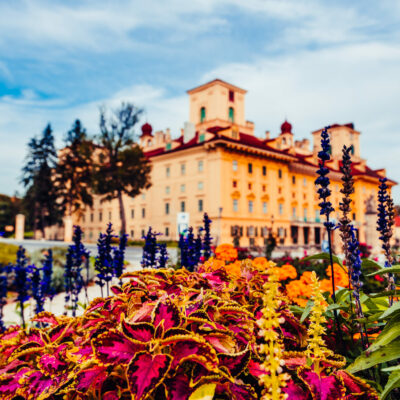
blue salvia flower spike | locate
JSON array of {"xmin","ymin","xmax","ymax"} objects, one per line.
[
  {"xmin": 114, "ymin": 233, "xmax": 128, "ymax": 281},
  {"xmin": 30, "ymin": 265, "xmax": 45, "ymax": 315},
  {"xmin": 142, "ymin": 227, "xmax": 158, "ymax": 268},
  {"xmin": 41, "ymin": 250, "xmax": 54, "ymax": 302},
  {"xmin": 157, "ymin": 243, "xmax": 168, "ymax": 269},
  {"xmin": 202, "ymin": 213, "xmax": 212, "ymax": 261},
  {"xmin": 13, "ymin": 246, "xmax": 30, "ymax": 328}
]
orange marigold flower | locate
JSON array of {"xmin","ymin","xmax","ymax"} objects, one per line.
[
  {"xmin": 215, "ymin": 244, "xmax": 238, "ymax": 262},
  {"xmin": 252, "ymin": 257, "xmax": 274, "ymax": 271}
]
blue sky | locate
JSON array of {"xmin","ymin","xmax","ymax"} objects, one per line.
[{"xmin": 1, "ymin": 0, "xmax": 400, "ymax": 200}]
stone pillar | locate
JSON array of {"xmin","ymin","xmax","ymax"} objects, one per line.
[
  {"xmin": 64, "ymin": 216, "xmax": 73, "ymax": 242},
  {"xmin": 15, "ymin": 214, "xmax": 25, "ymax": 241}
]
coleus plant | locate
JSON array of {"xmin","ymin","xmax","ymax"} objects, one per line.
[{"xmin": 0, "ymin": 260, "xmax": 377, "ymax": 399}]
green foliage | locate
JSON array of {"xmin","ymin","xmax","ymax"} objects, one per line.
[
  {"xmin": 0, "ymin": 242, "xmax": 20, "ymax": 265},
  {"xmin": 55, "ymin": 119, "xmax": 94, "ymax": 216},
  {"xmin": 21, "ymin": 124, "xmax": 63, "ymax": 236}
]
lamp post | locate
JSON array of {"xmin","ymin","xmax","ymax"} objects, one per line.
[{"xmin": 218, "ymin": 207, "xmax": 223, "ymax": 245}]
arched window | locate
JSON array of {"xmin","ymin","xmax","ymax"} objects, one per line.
[
  {"xmin": 228, "ymin": 107, "xmax": 234, "ymax": 123},
  {"xmin": 200, "ymin": 107, "xmax": 206, "ymax": 123}
]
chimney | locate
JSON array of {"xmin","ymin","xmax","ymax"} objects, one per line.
[
  {"xmin": 265, "ymin": 130, "xmax": 270, "ymax": 140},
  {"xmin": 183, "ymin": 122, "xmax": 196, "ymax": 143}
]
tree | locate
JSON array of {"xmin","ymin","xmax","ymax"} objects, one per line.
[
  {"xmin": 21, "ymin": 124, "xmax": 62, "ymax": 239},
  {"xmin": 0, "ymin": 194, "xmax": 23, "ymax": 236},
  {"xmin": 93, "ymin": 103, "xmax": 152, "ymax": 235},
  {"xmin": 55, "ymin": 120, "xmax": 94, "ymax": 219}
]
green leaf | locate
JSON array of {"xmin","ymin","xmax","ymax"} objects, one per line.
[
  {"xmin": 289, "ymin": 305, "xmax": 305, "ymax": 315},
  {"xmin": 300, "ymin": 299, "xmax": 314, "ymax": 323},
  {"xmin": 367, "ymin": 265, "xmax": 400, "ymax": 276},
  {"xmin": 367, "ymin": 290, "xmax": 399, "ymax": 298},
  {"xmin": 303, "ymin": 252, "xmax": 343, "ymax": 267},
  {"xmin": 380, "ymin": 301, "xmax": 400, "ymax": 320},
  {"xmin": 189, "ymin": 384, "xmax": 216, "ymax": 400},
  {"xmin": 382, "ymin": 365, "xmax": 400, "ymax": 372},
  {"xmin": 381, "ymin": 370, "xmax": 400, "ymax": 400},
  {"xmin": 368, "ymin": 313, "xmax": 400, "ymax": 352},
  {"xmin": 362, "ymin": 258, "xmax": 383, "ymax": 271},
  {"xmin": 347, "ymin": 340, "xmax": 400, "ymax": 373}
]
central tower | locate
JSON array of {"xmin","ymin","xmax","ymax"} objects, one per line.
[{"xmin": 187, "ymin": 79, "xmax": 254, "ymax": 135}]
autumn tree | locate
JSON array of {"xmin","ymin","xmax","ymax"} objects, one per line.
[{"xmin": 93, "ymin": 103, "xmax": 152, "ymax": 235}]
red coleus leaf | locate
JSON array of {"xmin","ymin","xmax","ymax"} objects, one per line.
[
  {"xmin": 121, "ymin": 320, "xmax": 154, "ymax": 343},
  {"xmin": 103, "ymin": 391, "xmax": 120, "ymax": 400},
  {"xmin": 166, "ymin": 337, "xmax": 217, "ymax": 370},
  {"xmin": 152, "ymin": 298, "xmax": 182, "ymax": 331},
  {"xmin": 298, "ymin": 366, "xmax": 345, "ymax": 400},
  {"xmin": 218, "ymin": 348, "xmax": 250, "ymax": 377},
  {"xmin": 335, "ymin": 370, "xmax": 379, "ymax": 399},
  {"xmin": 93, "ymin": 329, "xmax": 145, "ymax": 365},
  {"xmin": 76, "ymin": 364, "xmax": 108, "ymax": 393},
  {"xmin": 31, "ymin": 311, "xmax": 59, "ymax": 326},
  {"xmin": 166, "ymin": 374, "xmax": 193, "ymax": 400},
  {"xmin": 47, "ymin": 322, "xmax": 74, "ymax": 343},
  {"xmin": 226, "ymin": 381, "xmax": 257, "ymax": 400},
  {"xmin": 38, "ymin": 353, "xmax": 67, "ymax": 375},
  {"xmin": 126, "ymin": 352, "xmax": 172, "ymax": 400},
  {"xmin": 282, "ymin": 380, "xmax": 309, "ymax": 400},
  {"xmin": 0, "ymin": 366, "xmax": 30, "ymax": 396},
  {"xmin": 247, "ymin": 359, "xmax": 265, "ymax": 378},
  {"xmin": 129, "ymin": 302, "xmax": 154, "ymax": 323}
]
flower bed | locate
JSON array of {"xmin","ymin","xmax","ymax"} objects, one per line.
[{"xmin": 0, "ymin": 259, "xmax": 378, "ymax": 400}]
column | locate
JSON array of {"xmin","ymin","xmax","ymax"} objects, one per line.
[
  {"xmin": 15, "ymin": 214, "xmax": 25, "ymax": 241},
  {"xmin": 64, "ymin": 216, "xmax": 73, "ymax": 242}
]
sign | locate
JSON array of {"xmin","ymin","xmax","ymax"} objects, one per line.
[{"xmin": 177, "ymin": 212, "xmax": 190, "ymax": 236}]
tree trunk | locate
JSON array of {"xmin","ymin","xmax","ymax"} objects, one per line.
[
  {"xmin": 117, "ymin": 191, "xmax": 126, "ymax": 235},
  {"xmin": 40, "ymin": 208, "xmax": 45, "ymax": 239},
  {"xmin": 33, "ymin": 205, "xmax": 38, "ymax": 240}
]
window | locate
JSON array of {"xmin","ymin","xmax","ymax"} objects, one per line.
[
  {"xmin": 352, "ymin": 212, "xmax": 356, "ymax": 221},
  {"xmin": 304, "ymin": 208, "xmax": 308, "ymax": 220},
  {"xmin": 198, "ymin": 199, "xmax": 203, "ymax": 212},
  {"xmin": 233, "ymin": 180, "xmax": 237, "ymax": 188},
  {"xmin": 165, "ymin": 202, "xmax": 170, "ymax": 215},
  {"xmin": 99, "ymin": 212, "xmax": 102, "ymax": 222},
  {"xmin": 279, "ymin": 204, "xmax": 283, "ymax": 215},
  {"xmin": 200, "ymin": 107, "xmax": 206, "ymax": 123},
  {"xmin": 303, "ymin": 178, "xmax": 307, "ymax": 187},
  {"xmin": 292, "ymin": 207, "xmax": 297, "ymax": 218},
  {"xmin": 109, "ymin": 211, "xmax": 112, "ymax": 220},
  {"xmin": 248, "ymin": 183, "xmax": 252, "ymax": 190},
  {"xmin": 90, "ymin": 213, "xmax": 94, "ymax": 222},
  {"xmin": 180, "ymin": 201, "xmax": 186, "ymax": 212},
  {"xmin": 131, "ymin": 209, "xmax": 134, "ymax": 219},
  {"xmin": 165, "ymin": 227, "xmax": 169, "ymax": 236},
  {"xmin": 278, "ymin": 187, "xmax": 282, "ymax": 194},
  {"xmin": 315, "ymin": 209, "xmax": 320, "ymax": 221},
  {"xmin": 166, "ymin": 166, "xmax": 170, "ymax": 177},
  {"xmin": 141, "ymin": 229, "xmax": 145, "ymax": 238},
  {"xmin": 130, "ymin": 230, "xmax": 134, "ymax": 238},
  {"xmin": 89, "ymin": 231, "xmax": 93, "ymax": 239},
  {"xmin": 199, "ymin": 133, "xmax": 205, "ymax": 142},
  {"xmin": 142, "ymin": 193, "xmax": 146, "ymax": 200},
  {"xmin": 233, "ymin": 199, "xmax": 238, "ymax": 212},
  {"xmin": 229, "ymin": 90, "xmax": 234, "ymax": 102},
  {"xmin": 292, "ymin": 176, "xmax": 296, "ymax": 184},
  {"xmin": 232, "ymin": 160, "xmax": 238, "ymax": 171},
  {"xmin": 181, "ymin": 164, "xmax": 186, "ymax": 175},
  {"xmin": 248, "ymin": 163, "xmax": 253, "ymax": 173},
  {"xmin": 228, "ymin": 107, "xmax": 234, "ymax": 123},
  {"xmin": 262, "ymin": 166, "xmax": 267, "ymax": 176},
  {"xmin": 263, "ymin": 202, "xmax": 268, "ymax": 214},
  {"xmin": 180, "ymin": 184, "xmax": 186, "ymax": 192},
  {"xmin": 248, "ymin": 200, "xmax": 254, "ymax": 213},
  {"xmin": 142, "ymin": 208, "xmax": 145, "ymax": 218},
  {"xmin": 262, "ymin": 185, "xmax": 266, "ymax": 192},
  {"xmin": 166, "ymin": 142, "xmax": 172, "ymax": 150},
  {"xmin": 198, "ymin": 181, "xmax": 203, "ymax": 190},
  {"xmin": 278, "ymin": 169, "xmax": 282, "ymax": 179},
  {"xmin": 82, "ymin": 215, "xmax": 85, "ymax": 223},
  {"xmin": 165, "ymin": 186, "xmax": 170, "ymax": 194},
  {"xmin": 198, "ymin": 160, "xmax": 204, "ymax": 172}
]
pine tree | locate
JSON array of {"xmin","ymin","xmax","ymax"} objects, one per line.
[
  {"xmin": 55, "ymin": 120, "xmax": 94, "ymax": 219},
  {"xmin": 21, "ymin": 124, "xmax": 61, "ymax": 238},
  {"xmin": 93, "ymin": 103, "xmax": 152, "ymax": 235}
]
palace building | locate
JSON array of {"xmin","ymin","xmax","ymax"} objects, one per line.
[{"xmin": 77, "ymin": 79, "xmax": 395, "ymax": 250}]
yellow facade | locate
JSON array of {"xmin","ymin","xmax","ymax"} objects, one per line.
[{"xmin": 78, "ymin": 79, "xmax": 394, "ymax": 251}]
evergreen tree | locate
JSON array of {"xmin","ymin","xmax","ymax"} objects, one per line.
[
  {"xmin": 55, "ymin": 120, "xmax": 93, "ymax": 218},
  {"xmin": 93, "ymin": 103, "xmax": 152, "ymax": 235},
  {"xmin": 21, "ymin": 124, "xmax": 61, "ymax": 238}
]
